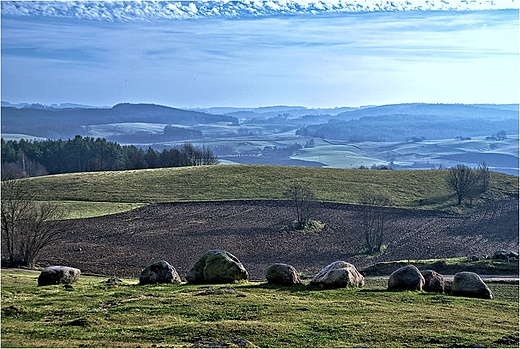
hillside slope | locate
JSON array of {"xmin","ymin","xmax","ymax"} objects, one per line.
[
  {"xmin": 13, "ymin": 165, "xmax": 519, "ymax": 278},
  {"xmin": 19, "ymin": 165, "xmax": 519, "ymax": 215}
]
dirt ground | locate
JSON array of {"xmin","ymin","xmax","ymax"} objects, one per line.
[{"xmin": 39, "ymin": 199, "xmax": 519, "ymax": 281}]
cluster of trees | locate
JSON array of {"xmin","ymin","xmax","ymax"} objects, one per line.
[
  {"xmin": 486, "ymin": 130, "xmax": 507, "ymax": 141},
  {"xmin": 1, "ymin": 136, "xmax": 219, "ymax": 180}
]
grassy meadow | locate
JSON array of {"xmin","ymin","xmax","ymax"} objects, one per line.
[
  {"xmin": 16, "ymin": 164, "xmax": 519, "ymax": 218},
  {"xmin": 1, "ymin": 269, "xmax": 518, "ymax": 348}
]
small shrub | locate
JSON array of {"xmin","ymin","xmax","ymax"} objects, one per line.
[{"xmin": 285, "ymin": 219, "xmax": 324, "ymax": 233}]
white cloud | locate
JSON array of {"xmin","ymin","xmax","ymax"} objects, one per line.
[{"xmin": 1, "ymin": 0, "xmax": 518, "ymax": 21}]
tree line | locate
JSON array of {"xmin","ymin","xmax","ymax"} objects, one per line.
[{"xmin": 1, "ymin": 136, "xmax": 219, "ymax": 180}]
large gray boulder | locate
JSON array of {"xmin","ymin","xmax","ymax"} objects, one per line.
[
  {"xmin": 38, "ymin": 266, "xmax": 81, "ymax": 286},
  {"xmin": 139, "ymin": 260, "xmax": 181, "ymax": 285},
  {"xmin": 421, "ymin": 269, "xmax": 445, "ymax": 293},
  {"xmin": 266, "ymin": 263, "xmax": 302, "ymax": 286},
  {"xmin": 186, "ymin": 250, "xmax": 249, "ymax": 284},
  {"xmin": 451, "ymin": 272, "xmax": 493, "ymax": 299},
  {"xmin": 310, "ymin": 261, "xmax": 364, "ymax": 288},
  {"xmin": 388, "ymin": 264, "xmax": 425, "ymax": 291}
]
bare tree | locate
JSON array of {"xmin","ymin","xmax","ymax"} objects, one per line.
[
  {"xmin": 477, "ymin": 161, "xmax": 491, "ymax": 193},
  {"xmin": 284, "ymin": 183, "xmax": 315, "ymax": 230},
  {"xmin": 1, "ymin": 179, "xmax": 68, "ymax": 268},
  {"xmin": 446, "ymin": 164, "xmax": 480, "ymax": 205},
  {"xmin": 361, "ymin": 190, "xmax": 392, "ymax": 254}
]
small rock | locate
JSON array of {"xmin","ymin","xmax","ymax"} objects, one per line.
[{"xmin": 495, "ymin": 335, "xmax": 519, "ymax": 345}]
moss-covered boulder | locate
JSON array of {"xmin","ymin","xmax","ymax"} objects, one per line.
[{"xmin": 186, "ymin": 250, "xmax": 248, "ymax": 284}]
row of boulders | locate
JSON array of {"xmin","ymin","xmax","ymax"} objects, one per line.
[
  {"xmin": 37, "ymin": 250, "xmax": 494, "ymax": 299},
  {"xmin": 387, "ymin": 264, "xmax": 493, "ymax": 299},
  {"xmin": 468, "ymin": 250, "xmax": 519, "ymax": 262}
]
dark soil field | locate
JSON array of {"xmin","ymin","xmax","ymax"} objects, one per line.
[{"xmin": 40, "ymin": 199, "xmax": 519, "ymax": 280}]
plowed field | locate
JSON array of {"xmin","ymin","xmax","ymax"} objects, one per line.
[{"xmin": 39, "ymin": 199, "xmax": 519, "ymax": 280}]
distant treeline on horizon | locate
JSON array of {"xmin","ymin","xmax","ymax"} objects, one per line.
[{"xmin": 1, "ymin": 136, "xmax": 219, "ymax": 180}]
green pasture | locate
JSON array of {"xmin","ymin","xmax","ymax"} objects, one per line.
[
  {"xmin": 1, "ymin": 270, "xmax": 517, "ymax": 348},
  {"xmin": 16, "ymin": 165, "xmax": 519, "ymax": 218}
]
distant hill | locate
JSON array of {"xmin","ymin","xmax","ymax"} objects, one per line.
[
  {"xmin": 1, "ymin": 103, "xmax": 239, "ymax": 139},
  {"xmin": 297, "ymin": 103, "xmax": 518, "ymax": 142},
  {"xmin": 334, "ymin": 103, "xmax": 519, "ymax": 121},
  {"xmin": 196, "ymin": 105, "xmax": 357, "ymax": 118}
]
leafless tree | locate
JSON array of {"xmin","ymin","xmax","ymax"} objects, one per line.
[
  {"xmin": 1, "ymin": 179, "xmax": 68, "ymax": 268},
  {"xmin": 361, "ymin": 190, "xmax": 392, "ymax": 254},
  {"xmin": 284, "ymin": 182, "xmax": 315, "ymax": 230},
  {"xmin": 477, "ymin": 161, "xmax": 491, "ymax": 193},
  {"xmin": 446, "ymin": 164, "xmax": 480, "ymax": 205}
]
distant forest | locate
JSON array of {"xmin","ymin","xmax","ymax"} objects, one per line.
[{"xmin": 1, "ymin": 136, "xmax": 218, "ymax": 180}]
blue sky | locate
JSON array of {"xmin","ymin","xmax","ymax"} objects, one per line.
[{"xmin": 1, "ymin": 1, "xmax": 518, "ymax": 108}]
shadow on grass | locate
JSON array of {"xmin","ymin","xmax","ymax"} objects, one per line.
[
  {"xmin": 413, "ymin": 194, "xmax": 454, "ymax": 210},
  {"xmin": 239, "ymin": 282, "xmax": 323, "ymax": 293}
]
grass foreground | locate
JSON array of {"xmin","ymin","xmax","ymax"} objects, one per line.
[
  {"xmin": 16, "ymin": 165, "xmax": 520, "ymax": 218},
  {"xmin": 2, "ymin": 269, "xmax": 518, "ymax": 348}
]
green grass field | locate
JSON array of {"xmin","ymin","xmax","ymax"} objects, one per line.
[
  {"xmin": 1, "ymin": 270, "xmax": 518, "ymax": 348},
  {"xmin": 16, "ymin": 165, "xmax": 519, "ymax": 218}
]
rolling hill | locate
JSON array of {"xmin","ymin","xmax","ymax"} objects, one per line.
[
  {"xmin": 8, "ymin": 165, "xmax": 519, "ymax": 279},
  {"xmin": 1, "ymin": 103, "xmax": 238, "ymax": 139}
]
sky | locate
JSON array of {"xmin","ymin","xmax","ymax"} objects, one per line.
[{"xmin": 1, "ymin": 1, "xmax": 519, "ymax": 108}]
